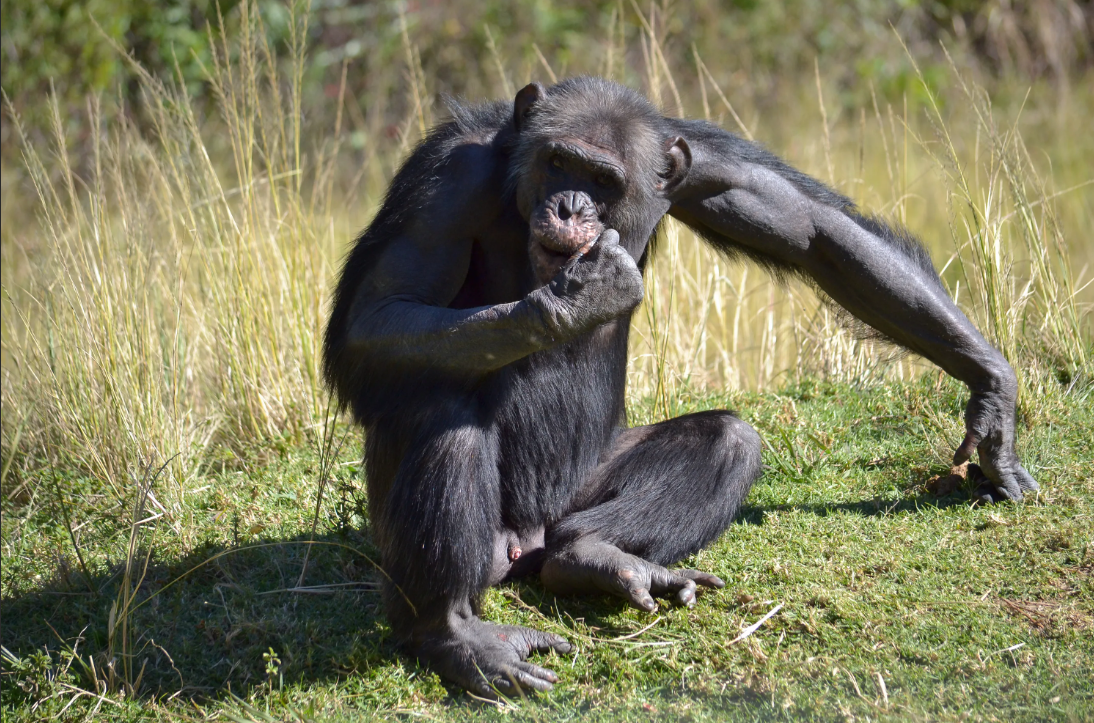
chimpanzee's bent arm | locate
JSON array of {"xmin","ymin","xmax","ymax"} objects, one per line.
[
  {"xmin": 342, "ymin": 229, "xmax": 643, "ymax": 377},
  {"xmin": 666, "ymin": 120, "xmax": 1038, "ymax": 501},
  {"xmin": 327, "ymin": 123, "xmax": 641, "ymax": 392},
  {"xmin": 347, "ymin": 294, "xmax": 549, "ymax": 373}
]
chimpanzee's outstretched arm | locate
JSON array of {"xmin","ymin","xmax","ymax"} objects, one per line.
[{"xmin": 665, "ymin": 119, "xmax": 1037, "ymax": 502}]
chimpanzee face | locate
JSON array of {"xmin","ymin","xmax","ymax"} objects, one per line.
[
  {"xmin": 510, "ymin": 78, "xmax": 690, "ymax": 283},
  {"xmin": 520, "ymin": 136, "xmax": 614, "ymax": 282}
]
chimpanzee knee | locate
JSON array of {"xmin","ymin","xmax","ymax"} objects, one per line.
[
  {"xmin": 667, "ymin": 409, "xmax": 763, "ymax": 539},
  {"xmin": 705, "ymin": 410, "xmax": 764, "ymax": 484},
  {"xmin": 548, "ymin": 409, "xmax": 763, "ymax": 567}
]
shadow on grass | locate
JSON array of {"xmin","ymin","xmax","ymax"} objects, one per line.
[
  {"xmin": 0, "ymin": 530, "xmax": 402, "ymax": 701},
  {"xmin": 1, "ymin": 488, "xmax": 975, "ymax": 704},
  {"xmin": 1, "ymin": 528, "xmax": 677, "ymax": 706},
  {"xmin": 736, "ymin": 487, "xmax": 979, "ymax": 525}
]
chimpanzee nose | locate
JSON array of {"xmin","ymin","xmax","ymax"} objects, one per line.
[{"xmin": 556, "ymin": 192, "xmax": 590, "ymax": 222}]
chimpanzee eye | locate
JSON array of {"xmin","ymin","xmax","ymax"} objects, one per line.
[
  {"xmin": 550, "ymin": 154, "xmax": 565, "ymax": 170},
  {"xmin": 595, "ymin": 173, "xmax": 614, "ymax": 188}
]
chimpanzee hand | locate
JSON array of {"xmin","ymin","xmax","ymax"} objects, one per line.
[
  {"xmin": 529, "ymin": 229, "xmax": 644, "ymax": 341},
  {"xmin": 541, "ymin": 539, "xmax": 725, "ymax": 612},
  {"xmin": 954, "ymin": 387, "xmax": 1039, "ymax": 503},
  {"xmin": 416, "ymin": 616, "xmax": 572, "ymax": 697}
]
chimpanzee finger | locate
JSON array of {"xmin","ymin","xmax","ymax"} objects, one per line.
[
  {"xmin": 953, "ymin": 432, "xmax": 980, "ymax": 465},
  {"xmin": 619, "ymin": 583, "xmax": 658, "ymax": 612},
  {"xmin": 971, "ymin": 465, "xmax": 1024, "ymax": 503},
  {"xmin": 973, "ymin": 482, "xmax": 1007, "ymax": 505},
  {"xmin": 675, "ymin": 569, "xmax": 726, "ymax": 589},
  {"xmin": 499, "ymin": 625, "xmax": 563, "ymax": 657},
  {"xmin": 484, "ymin": 675, "xmax": 519, "ymax": 698},
  {"xmin": 1017, "ymin": 466, "xmax": 1039, "ymax": 493},
  {"xmin": 514, "ymin": 661, "xmax": 559, "ymax": 684},
  {"xmin": 566, "ymin": 240, "xmax": 598, "ymax": 267},
  {"xmin": 674, "ymin": 583, "xmax": 697, "ymax": 607},
  {"xmin": 501, "ymin": 667, "xmax": 555, "ymax": 694},
  {"xmin": 648, "ymin": 567, "xmax": 698, "ymax": 607},
  {"xmin": 596, "ymin": 228, "xmax": 621, "ymax": 248},
  {"xmin": 469, "ymin": 677, "xmax": 496, "ymax": 698},
  {"xmin": 520, "ymin": 628, "xmax": 573, "ymax": 656},
  {"xmin": 565, "ymin": 228, "xmax": 618, "ymax": 267}
]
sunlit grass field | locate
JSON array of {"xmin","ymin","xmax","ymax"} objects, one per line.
[{"xmin": 1, "ymin": 2, "xmax": 1091, "ymax": 720}]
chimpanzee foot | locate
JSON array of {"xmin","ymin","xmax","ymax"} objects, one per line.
[
  {"xmin": 540, "ymin": 539, "xmax": 724, "ymax": 612},
  {"xmin": 417, "ymin": 617, "xmax": 572, "ymax": 697}
]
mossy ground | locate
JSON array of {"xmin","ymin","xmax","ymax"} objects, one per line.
[{"xmin": 2, "ymin": 375, "xmax": 1091, "ymax": 722}]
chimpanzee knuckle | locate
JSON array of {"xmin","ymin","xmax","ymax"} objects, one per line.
[
  {"xmin": 614, "ymin": 567, "xmax": 643, "ymax": 593},
  {"xmin": 646, "ymin": 565, "xmax": 674, "ymax": 589},
  {"xmin": 598, "ymin": 228, "xmax": 621, "ymax": 247},
  {"xmin": 1018, "ymin": 468, "xmax": 1039, "ymax": 491}
]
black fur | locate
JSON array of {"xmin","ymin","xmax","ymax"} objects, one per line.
[{"xmin": 321, "ymin": 77, "xmax": 1006, "ymax": 695}]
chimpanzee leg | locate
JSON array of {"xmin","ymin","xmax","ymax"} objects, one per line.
[
  {"xmin": 541, "ymin": 410, "xmax": 761, "ymax": 611},
  {"xmin": 373, "ymin": 401, "xmax": 501, "ymax": 631},
  {"xmin": 371, "ymin": 399, "xmax": 571, "ymax": 695}
]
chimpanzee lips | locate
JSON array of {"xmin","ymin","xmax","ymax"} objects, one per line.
[
  {"xmin": 530, "ymin": 217, "xmax": 604, "ymax": 255},
  {"xmin": 535, "ymin": 242, "xmax": 570, "ymax": 261}
]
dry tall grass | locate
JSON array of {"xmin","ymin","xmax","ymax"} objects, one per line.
[
  {"xmin": 1, "ymin": 1, "xmax": 1090, "ymax": 510},
  {"xmin": 2, "ymin": 2, "xmax": 340, "ymax": 511}
]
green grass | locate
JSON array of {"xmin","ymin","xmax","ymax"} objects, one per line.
[
  {"xmin": 3, "ymin": 375, "xmax": 1091, "ymax": 722},
  {"xmin": 1, "ymin": 3, "xmax": 1092, "ymax": 720}
]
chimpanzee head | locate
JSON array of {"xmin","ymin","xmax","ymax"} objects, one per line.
[{"xmin": 509, "ymin": 77, "xmax": 691, "ymax": 283}]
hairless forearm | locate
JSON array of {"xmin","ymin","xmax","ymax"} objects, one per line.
[
  {"xmin": 345, "ymin": 294, "xmax": 557, "ymax": 374},
  {"xmin": 805, "ymin": 205, "xmax": 1016, "ymax": 394}
]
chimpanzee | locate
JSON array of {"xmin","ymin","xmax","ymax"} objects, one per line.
[{"xmin": 323, "ymin": 77, "xmax": 1037, "ymax": 696}]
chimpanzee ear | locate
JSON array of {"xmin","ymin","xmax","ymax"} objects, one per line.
[
  {"xmin": 514, "ymin": 82, "xmax": 545, "ymax": 132},
  {"xmin": 657, "ymin": 136, "xmax": 692, "ymax": 195}
]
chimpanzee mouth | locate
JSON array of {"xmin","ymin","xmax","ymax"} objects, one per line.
[
  {"xmin": 535, "ymin": 239, "xmax": 572, "ymax": 260},
  {"xmin": 530, "ymin": 228, "xmax": 583, "ymax": 257},
  {"xmin": 529, "ymin": 233, "xmax": 581, "ymax": 285}
]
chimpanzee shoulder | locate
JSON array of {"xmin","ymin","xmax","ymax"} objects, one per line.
[{"xmin": 323, "ymin": 99, "xmax": 515, "ymax": 413}]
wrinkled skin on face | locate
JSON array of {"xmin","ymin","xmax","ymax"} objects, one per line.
[
  {"xmin": 511, "ymin": 81, "xmax": 687, "ymax": 286},
  {"xmin": 517, "ymin": 141, "xmax": 619, "ymax": 285},
  {"xmin": 527, "ymin": 189, "xmax": 604, "ymax": 283}
]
